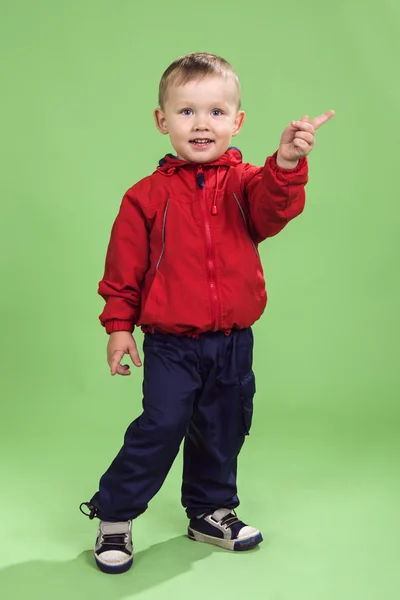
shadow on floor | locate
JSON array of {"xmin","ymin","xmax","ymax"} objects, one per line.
[{"xmin": 0, "ymin": 535, "xmax": 232, "ymax": 600}]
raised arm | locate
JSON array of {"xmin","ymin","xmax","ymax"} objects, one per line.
[
  {"xmin": 242, "ymin": 111, "xmax": 334, "ymax": 241},
  {"xmin": 242, "ymin": 153, "xmax": 308, "ymax": 241}
]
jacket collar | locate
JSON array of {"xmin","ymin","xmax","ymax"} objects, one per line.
[{"xmin": 157, "ymin": 147, "xmax": 243, "ymax": 173}]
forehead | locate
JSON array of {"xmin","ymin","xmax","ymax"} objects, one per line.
[{"xmin": 166, "ymin": 75, "xmax": 239, "ymax": 107}]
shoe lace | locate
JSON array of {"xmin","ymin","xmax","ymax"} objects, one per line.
[
  {"xmin": 220, "ymin": 510, "xmax": 242, "ymax": 529},
  {"xmin": 79, "ymin": 502, "xmax": 97, "ymax": 520},
  {"xmin": 101, "ymin": 533, "xmax": 128, "ymax": 547}
]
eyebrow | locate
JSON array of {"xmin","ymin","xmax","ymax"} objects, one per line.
[{"xmin": 174, "ymin": 101, "xmax": 231, "ymax": 109}]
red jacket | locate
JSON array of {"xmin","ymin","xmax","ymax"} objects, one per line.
[{"xmin": 99, "ymin": 148, "xmax": 308, "ymax": 336}]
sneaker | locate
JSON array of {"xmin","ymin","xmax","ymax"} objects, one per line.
[
  {"xmin": 188, "ymin": 508, "xmax": 263, "ymax": 551},
  {"xmin": 94, "ymin": 520, "xmax": 133, "ymax": 574}
]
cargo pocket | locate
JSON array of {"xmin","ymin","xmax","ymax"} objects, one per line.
[{"xmin": 240, "ymin": 370, "xmax": 256, "ymax": 435}]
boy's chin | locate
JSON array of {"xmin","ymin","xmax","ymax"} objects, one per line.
[{"xmin": 176, "ymin": 146, "xmax": 227, "ymax": 164}]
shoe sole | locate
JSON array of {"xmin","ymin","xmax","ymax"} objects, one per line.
[
  {"xmin": 188, "ymin": 527, "xmax": 263, "ymax": 551},
  {"xmin": 95, "ymin": 555, "xmax": 133, "ymax": 574}
]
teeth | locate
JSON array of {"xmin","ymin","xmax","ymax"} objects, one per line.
[{"xmin": 192, "ymin": 139, "xmax": 212, "ymax": 144}]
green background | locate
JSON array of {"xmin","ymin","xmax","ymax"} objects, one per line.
[{"xmin": 1, "ymin": 1, "xmax": 399, "ymax": 598}]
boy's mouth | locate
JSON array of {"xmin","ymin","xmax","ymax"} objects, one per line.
[{"xmin": 189, "ymin": 139, "xmax": 215, "ymax": 148}]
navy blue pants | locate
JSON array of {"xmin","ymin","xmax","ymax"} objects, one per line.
[{"xmin": 90, "ymin": 328, "xmax": 255, "ymax": 521}]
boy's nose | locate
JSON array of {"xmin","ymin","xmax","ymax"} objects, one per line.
[{"xmin": 194, "ymin": 121, "xmax": 209, "ymax": 131}]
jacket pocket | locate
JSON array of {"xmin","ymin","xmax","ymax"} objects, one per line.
[
  {"xmin": 240, "ymin": 370, "xmax": 256, "ymax": 435},
  {"xmin": 155, "ymin": 198, "xmax": 170, "ymax": 272},
  {"xmin": 140, "ymin": 200, "xmax": 170, "ymax": 325}
]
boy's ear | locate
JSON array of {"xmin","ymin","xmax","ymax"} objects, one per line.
[
  {"xmin": 232, "ymin": 110, "xmax": 246, "ymax": 136},
  {"xmin": 154, "ymin": 108, "xmax": 169, "ymax": 135}
]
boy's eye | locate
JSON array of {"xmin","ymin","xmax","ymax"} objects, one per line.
[
  {"xmin": 211, "ymin": 109, "xmax": 223, "ymax": 116},
  {"xmin": 181, "ymin": 109, "xmax": 193, "ymax": 115}
]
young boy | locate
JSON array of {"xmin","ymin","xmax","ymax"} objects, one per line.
[{"xmin": 80, "ymin": 52, "xmax": 334, "ymax": 574}]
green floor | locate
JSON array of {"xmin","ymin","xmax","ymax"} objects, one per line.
[{"xmin": 1, "ymin": 406, "xmax": 398, "ymax": 599}]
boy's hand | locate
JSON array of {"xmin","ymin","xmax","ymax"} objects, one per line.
[
  {"xmin": 107, "ymin": 331, "xmax": 142, "ymax": 376},
  {"xmin": 277, "ymin": 110, "xmax": 335, "ymax": 168}
]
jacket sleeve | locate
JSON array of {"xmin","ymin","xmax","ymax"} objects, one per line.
[
  {"xmin": 98, "ymin": 189, "xmax": 150, "ymax": 334},
  {"xmin": 242, "ymin": 151, "xmax": 308, "ymax": 242}
]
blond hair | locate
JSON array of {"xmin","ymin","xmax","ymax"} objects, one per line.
[{"xmin": 158, "ymin": 52, "xmax": 241, "ymax": 110}]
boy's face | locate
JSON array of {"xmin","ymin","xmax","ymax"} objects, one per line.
[{"xmin": 154, "ymin": 76, "xmax": 245, "ymax": 163}]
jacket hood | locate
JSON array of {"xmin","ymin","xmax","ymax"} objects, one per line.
[{"xmin": 157, "ymin": 147, "xmax": 243, "ymax": 174}]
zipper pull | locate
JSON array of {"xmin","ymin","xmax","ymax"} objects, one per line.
[
  {"xmin": 212, "ymin": 202, "xmax": 218, "ymax": 215},
  {"xmin": 197, "ymin": 169, "xmax": 205, "ymax": 189}
]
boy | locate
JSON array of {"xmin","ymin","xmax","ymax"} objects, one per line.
[{"xmin": 80, "ymin": 52, "xmax": 334, "ymax": 574}]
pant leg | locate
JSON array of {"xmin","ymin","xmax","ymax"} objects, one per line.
[
  {"xmin": 182, "ymin": 328, "xmax": 255, "ymax": 519},
  {"xmin": 90, "ymin": 333, "xmax": 202, "ymax": 522}
]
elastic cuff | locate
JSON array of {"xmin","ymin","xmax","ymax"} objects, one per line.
[{"xmin": 105, "ymin": 320, "xmax": 135, "ymax": 334}]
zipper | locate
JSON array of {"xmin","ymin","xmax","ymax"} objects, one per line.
[
  {"xmin": 197, "ymin": 168, "xmax": 219, "ymax": 330},
  {"xmin": 233, "ymin": 193, "xmax": 259, "ymax": 258},
  {"xmin": 155, "ymin": 199, "xmax": 170, "ymax": 271}
]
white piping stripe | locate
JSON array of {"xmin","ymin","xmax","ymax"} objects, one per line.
[{"xmin": 233, "ymin": 193, "xmax": 259, "ymax": 257}]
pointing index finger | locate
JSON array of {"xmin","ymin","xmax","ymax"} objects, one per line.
[{"xmin": 310, "ymin": 110, "xmax": 335, "ymax": 130}]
